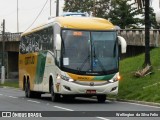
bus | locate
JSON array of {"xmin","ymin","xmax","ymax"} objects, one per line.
[{"xmin": 19, "ymin": 16, "xmax": 127, "ymax": 102}]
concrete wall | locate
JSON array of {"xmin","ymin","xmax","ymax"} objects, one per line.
[{"xmin": 118, "ymin": 29, "xmax": 160, "ymax": 47}]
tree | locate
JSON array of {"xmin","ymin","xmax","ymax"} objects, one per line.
[
  {"xmin": 63, "ymin": 0, "xmax": 110, "ymax": 17},
  {"xmin": 108, "ymin": 0, "xmax": 143, "ymax": 29},
  {"xmin": 108, "ymin": 0, "xmax": 158, "ymax": 29},
  {"xmin": 141, "ymin": 7, "xmax": 159, "ymax": 29},
  {"xmin": 135, "ymin": 0, "xmax": 151, "ymax": 66},
  {"xmin": 63, "ymin": 0, "xmax": 93, "ymax": 13},
  {"xmin": 64, "ymin": 0, "xmax": 158, "ymax": 29}
]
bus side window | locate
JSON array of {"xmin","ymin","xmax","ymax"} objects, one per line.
[
  {"xmin": 20, "ymin": 37, "xmax": 26, "ymax": 54},
  {"xmin": 37, "ymin": 31, "xmax": 43, "ymax": 51},
  {"xmin": 23, "ymin": 36, "xmax": 29, "ymax": 53},
  {"xmin": 41, "ymin": 29, "xmax": 50, "ymax": 50},
  {"xmin": 48, "ymin": 27, "xmax": 54, "ymax": 51},
  {"xmin": 26, "ymin": 35, "xmax": 32, "ymax": 53},
  {"xmin": 33, "ymin": 33, "xmax": 40, "ymax": 52}
]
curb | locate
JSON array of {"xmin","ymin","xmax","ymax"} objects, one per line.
[
  {"xmin": 108, "ymin": 98, "xmax": 160, "ymax": 107},
  {"xmin": 118, "ymin": 99, "xmax": 160, "ymax": 107}
]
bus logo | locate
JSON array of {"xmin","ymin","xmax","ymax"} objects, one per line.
[{"xmin": 90, "ymin": 82, "xmax": 94, "ymax": 86}]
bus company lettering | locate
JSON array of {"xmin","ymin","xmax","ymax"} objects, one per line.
[
  {"xmin": 25, "ymin": 56, "xmax": 35, "ymax": 65},
  {"xmin": 77, "ymin": 76, "xmax": 90, "ymax": 80}
]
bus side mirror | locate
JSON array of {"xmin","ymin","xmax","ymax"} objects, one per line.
[
  {"xmin": 55, "ymin": 34, "xmax": 61, "ymax": 51},
  {"xmin": 118, "ymin": 36, "xmax": 127, "ymax": 54}
]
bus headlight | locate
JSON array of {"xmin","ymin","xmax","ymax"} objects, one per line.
[
  {"xmin": 109, "ymin": 78, "xmax": 117, "ymax": 83},
  {"xmin": 57, "ymin": 74, "xmax": 74, "ymax": 82},
  {"xmin": 109, "ymin": 75, "xmax": 121, "ymax": 83},
  {"xmin": 109, "ymin": 79, "xmax": 114, "ymax": 83}
]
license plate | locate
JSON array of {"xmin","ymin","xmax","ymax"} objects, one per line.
[{"xmin": 86, "ymin": 90, "xmax": 96, "ymax": 94}]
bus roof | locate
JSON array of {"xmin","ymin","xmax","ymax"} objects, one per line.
[
  {"xmin": 22, "ymin": 16, "xmax": 115, "ymax": 36},
  {"xmin": 55, "ymin": 17, "xmax": 114, "ymax": 30}
]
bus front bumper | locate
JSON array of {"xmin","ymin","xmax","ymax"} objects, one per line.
[{"xmin": 57, "ymin": 80, "xmax": 118, "ymax": 95}]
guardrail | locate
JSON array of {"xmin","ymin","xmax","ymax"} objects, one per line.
[
  {"xmin": 0, "ymin": 30, "xmax": 160, "ymax": 47},
  {"xmin": 118, "ymin": 29, "xmax": 160, "ymax": 47},
  {"xmin": 0, "ymin": 33, "xmax": 21, "ymax": 42}
]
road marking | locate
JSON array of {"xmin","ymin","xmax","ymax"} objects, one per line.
[
  {"xmin": 0, "ymin": 94, "xmax": 3, "ymax": 96},
  {"xmin": 8, "ymin": 96, "xmax": 18, "ymax": 98},
  {"xmin": 54, "ymin": 106, "xmax": 74, "ymax": 111},
  {"xmin": 97, "ymin": 117, "xmax": 110, "ymax": 120},
  {"xmin": 118, "ymin": 101, "xmax": 160, "ymax": 109},
  {"xmin": 27, "ymin": 100, "xmax": 40, "ymax": 104}
]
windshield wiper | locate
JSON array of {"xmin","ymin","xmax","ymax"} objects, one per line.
[
  {"xmin": 77, "ymin": 55, "xmax": 90, "ymax": 71},
  {"xmin": 93, "ymin": 44, "xmax": 106, "ymax": 74}
]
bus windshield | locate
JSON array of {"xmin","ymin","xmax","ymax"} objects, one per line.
[{"xmin": 61, "ymin": 30, "xmax": 118, "ymax": 75}]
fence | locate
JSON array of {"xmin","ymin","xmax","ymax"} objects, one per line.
[
  {"xmin": 118, "ymin": 29, "xmax": 160, "ymax": 47},
  {"xmin": 0, "ymin": 33, "xmax": 21, "ymax": 42}
]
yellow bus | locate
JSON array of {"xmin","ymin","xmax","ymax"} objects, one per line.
[{"xmin": 19, "ymin": 16, "xmax": 127, "ymax": 102}]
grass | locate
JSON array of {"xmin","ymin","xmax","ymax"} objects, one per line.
[
  {"xmin": 118, "ymin": 47, "xmax": 160, "ymax": 103},
  {"xmin": 0, "ymin": 81, "xmax": 19, "ymax": 88}
]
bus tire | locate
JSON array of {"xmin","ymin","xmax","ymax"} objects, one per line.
[
  {"xmin": 50, "ymin": 82, "xmax": 60, "ymax": 102},
  {"xmin": 25, "ymin": 81, "xmax": 34, "ymax": 98},
  {"xmin": 97, "ymin": 95, "xmax": 106, "ymax": 103}
]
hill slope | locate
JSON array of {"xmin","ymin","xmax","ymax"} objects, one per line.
[{"xmin": 118, "ymin": 48, "xmax": 160, "ymax": 103}]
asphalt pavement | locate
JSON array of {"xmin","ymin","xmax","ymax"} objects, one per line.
[{"xmin": 0, "ymin": 86, "xmax": 160, "ymax": 120}]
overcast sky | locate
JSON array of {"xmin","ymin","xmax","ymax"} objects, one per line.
[
  {"xmin": 0, "ymin": 0, "xmax": 64, "ymax": 33},
  {"xmin": 0, "ymin": 0, "xmax": 159, "ymax": 33}
]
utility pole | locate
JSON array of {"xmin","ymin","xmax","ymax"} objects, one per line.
[
  {"xmin": 144, "ymin": 0, "xmax": 151, "ymax": 65},
  {"xmin": 50, "ymin": 0, "xmax": 52, "ymax": 16},
  {"xmin": 1, "ymin": 19, "xmax": 5, "ymax": 84},
  {"xmin": 56, "ymin": 0, "xmax": 59, "ymax": 16},
  {"xmin": 17, "ymin": 0, "xmax": 19, "ymax": 32}
]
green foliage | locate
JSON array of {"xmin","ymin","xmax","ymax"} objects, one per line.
[
  {"xmin": 63, "ymin": 0, "xmax": 158, "ymax": 29},
  {"xmin": 108, "ymin": 0, "xmax": 143, "ymax": 29},
  {"xmin": 63, "ymin": 0, "xmax": 110, "ymax": 17},
  {"xmin": 118, "ymin": 48, "xmax": 160, "ymax": 103},
  {"xmin": 63, "ymin": 0, "xmax": 93, "ymax": 13},
  {"xmin": 140, "ymin": 7, "xmax": 159, "ymax": 29}
]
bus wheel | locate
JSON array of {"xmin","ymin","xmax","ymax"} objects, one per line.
[
  {"xmin": 25, "ymin": 81, "xmax": 33, "ymax": 98},
  {"xmin": 50, "ymin": 83, "xmax": 60, "ymax": 102},
  {"xmin": 97, "ymin": 95, "xmax": 106, "ymax": 103}
]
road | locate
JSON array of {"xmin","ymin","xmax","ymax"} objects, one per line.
[{"xmin": 0, "ymin": 86, "xmax": 160, "ymax": 120}]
